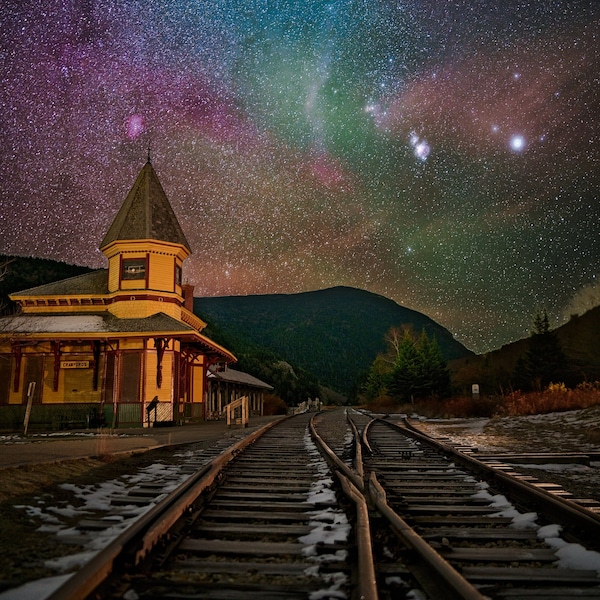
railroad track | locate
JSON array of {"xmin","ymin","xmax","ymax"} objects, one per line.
[
  {"xmin": 355, "ymin": 412, "xmax": 600, "ymax": 599},
  {"xmin": 47, "ymin": 411, "xmax": 360, "ymax": 600},
  {"xmin": 39, "ymin": 408, "xmax": 600, "ymax": 599}
]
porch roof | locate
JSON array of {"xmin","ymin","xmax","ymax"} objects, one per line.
[
  {"xmin": 208, "ymin": 368, "xmax": 273, "ymax": 390},
  {"xmin": 9, "ymin": 270, "xmax": 108, "ymax": 298},
  {"xmin": 0, "ymin": 312, "xmax": 236, "ymax": 362}
]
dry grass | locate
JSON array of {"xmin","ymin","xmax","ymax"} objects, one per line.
[
  {"xmin": 365, "ymin": 382, "xmax": 600, "ymax": 419},
  {"xmin": 365, "ymin": 394, "xmax": 404, "ymax": 414},
  {"xmin": 500, "ymin": 383, "xmax": 600, "ymax": 416}
]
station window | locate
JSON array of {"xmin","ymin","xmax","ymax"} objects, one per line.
[{"xmin": 122, "ymin": 258, "xmax": 147, "ymax": 280}]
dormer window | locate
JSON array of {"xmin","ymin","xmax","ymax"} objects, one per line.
[{"xmin": 122, "ymin": 258, "xmax": 147, "ymax": 280}]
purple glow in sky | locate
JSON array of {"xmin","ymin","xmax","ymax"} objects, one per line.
[{"xmin": 0, "ymin": 0, "xmax": 598, "ymax": 353}]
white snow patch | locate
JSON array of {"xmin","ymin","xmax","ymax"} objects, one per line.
[
  {"xmin": 538, "ymin": 525, "xmax": 600, "ymax": 571},
  {"xmin": 14, "ymin": 505, "xmax": 62, "ymax": 524},
  {"xmin": 10, "ymin": 457, "xmax": 198, "ymax": 595},
  {"xmin": 472, "ymin": 490, "xmax": 512, "ymax": 508},
  {"xmin": 490, "ymin": 507, "xmax": 539, "ymax": 528},
  {"xmin": 538, "ymin": 523, "xmax": 562, "ymax": 539},
  {"xmin": 47, "ymin": 504, "xmax": 89, "ymax": 518},
  {"xmin": 44, "ymin": 550, "xmax": 98, "ymax": 572},
  {"xmin": 554, "ymin": 544, "xmax": 600, "ymax": 571},
  {"xmin": 0, "ymin": 573, "xmax": 73, "ymax": 600},
  {"xmin": 301, "ymin": 426, "xmax": 351, "ymax": 598},
  {"xmin": 4, "ymin": 315, "xmax": 108, "ymax": 333}
]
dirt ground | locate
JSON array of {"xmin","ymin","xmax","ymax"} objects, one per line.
[{"xmin": 0, "ymin": 444, "xmax": 207, "ymax": 590}]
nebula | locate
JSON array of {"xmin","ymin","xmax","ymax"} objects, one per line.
[{"xmin": 0, "ymin": 0, "xmax": 598, "ymax": 353}]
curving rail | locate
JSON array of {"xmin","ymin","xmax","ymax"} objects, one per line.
[{"xmin": 351, "ymin": 410, "xmax": 600, "ymax": 600}]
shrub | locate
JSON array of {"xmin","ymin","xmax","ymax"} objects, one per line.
[
  {"xmin": 263, "ymin": 394, "xmax": 288, "ymax": 415},
  {"xmin": 366, "ymin": 394, "xmax": 401, "ymax": 414},
  {"xmin": 442, "ymin": 396, "xmax": 503, "ymax": 418},
  {"xmin": 498, "ymin": 383, "xmax": 600, "ymax": 416},
  {"xmin": 547, "ymin": 382, "xmax": 568, "ymax": 393},
  {"xmin": 365, "ymin": 382, "xmax": 600, "ymax": 419}
]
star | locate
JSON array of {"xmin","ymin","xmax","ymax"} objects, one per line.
[{"xmin": 509, "ymin": 135, "xmax": 526, "ymax": 152}]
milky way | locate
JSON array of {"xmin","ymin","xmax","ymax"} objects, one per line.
[{"xmin": 1, "ymin": 0, "xmax": 598, "ymax": 353}]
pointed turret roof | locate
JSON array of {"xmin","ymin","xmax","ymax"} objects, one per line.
[{"xmin": 100, "ymin": 160, "xmax": 191, "ymax": 252}]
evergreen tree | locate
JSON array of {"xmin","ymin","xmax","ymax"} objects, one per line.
[
  {"xmin": 387, "ymin": 330, "xmax": 422, "ymax": 402},
  {"xmin": 417, "ymin": 331, "xmax": 451, "ymax": 397},
  {"xmin": 515, "ymin": 309, "xmax": 568, "ymax": 390},
  {"xmin": 363, "ymin": 354, "xmax": 389, "ymax": 401},
  {"xmin": 361, "ymin": 326, "xmax": 451, "ymax": 404}
]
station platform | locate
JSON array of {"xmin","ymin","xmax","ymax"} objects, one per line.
[{"xmin": 0, "ymin": 416, "xmax": 284, "ymax": 470}]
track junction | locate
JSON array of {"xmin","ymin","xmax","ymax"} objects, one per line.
[{"xmin": 19, "ymin": 408, "xmax": 600, "ymax": 599}]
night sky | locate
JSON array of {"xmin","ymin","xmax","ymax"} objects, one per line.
[{"xmin": 1, "ymin": 1, "xmax": 598, "ymax": 353}]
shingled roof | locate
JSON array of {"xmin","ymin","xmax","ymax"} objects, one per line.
[
  {"xmin": 0, "ymin": 311, "xmax": 194, "ymax": 334},
  {"xmin": 100, "ymin": 161, "xmax": 191, "ymax": 252},
  {"xmin": 9, "ymin": 270, "xmax": 109, "ymax": 297}
]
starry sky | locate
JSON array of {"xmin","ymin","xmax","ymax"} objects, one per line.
[{"xmin": 1, "ymin": 0, "xmax": 599, "ymax": 354}]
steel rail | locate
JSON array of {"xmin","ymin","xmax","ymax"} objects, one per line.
[
  {"xmin": 45, "ymin": 418, "xmax": 283, "ymax": 600},
  {"xmin": 313, "ymin": 411, "xmax": 488, "ymax": 600},
  {"xmin": 396, "ymin": 417, "xmax": 600, "ymax": 545},
  {"xmin": 337, "ymin": 471, "xmax": 379, "ymax": 600},
  {"xmin": 346, "ymin": 411, "xmax": 365, "ymax": 481},
  {"xmin": 368, "ymin": 472, "xmax": 486, "ymax": 600},
  {"xmin": 309, "ymin": 413, "xmax": 364, "ymax": 493},
  {"xmin": 361, "ymin": 415, "xmax": 375, "ymax": 455},
  {"xmin": 352, "ymin": 411, "xmax": 488, "ymax": 600},
  {"xmin": 309, "ymin": 414, "xmax": 379, "ymax": 599}
]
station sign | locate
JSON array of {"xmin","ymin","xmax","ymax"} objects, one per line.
[{"xmin": 60, "ymin": 360, "xmax": 90, "ymax": 369}]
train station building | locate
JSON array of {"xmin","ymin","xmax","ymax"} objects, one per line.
[{"xmin": 0, "ymin": 160, "xmax": 268, "ymax": 429}]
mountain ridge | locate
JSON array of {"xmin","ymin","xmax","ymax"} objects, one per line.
[
  {"xmin": 5, "ymin": 255, "xmax": 596, "ymax": 399},
  {"xmin": 194, "ymin": 285, "xmax": 474, "ymax": 395},
  {"xmin": 450, "ymin": 305, "xmax": 600, "ymax": 393}
]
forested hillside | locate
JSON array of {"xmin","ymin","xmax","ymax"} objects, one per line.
[
  {"xmin": 451, "ymin": 306, "xmax": 600, "ymax": 394},
  {"xmin": 195, "ymin": 286, "xmax": 473, "ymax": 395},
  {"xmin": 0, "ymin": 255, "xmax": 93, "ymax": 312}
]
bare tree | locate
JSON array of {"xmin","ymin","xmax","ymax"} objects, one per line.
[
  {"xmin": 383, "ymin": 324, "xmax": 415, "ymax": 365},
  {"xmin": 0, "ymin": 258, "xmax": 19, "ymax": 332}
]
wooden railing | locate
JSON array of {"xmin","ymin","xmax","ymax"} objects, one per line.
[{"xmin": 224, "ymin": 396, "xmax": 249, "ymax": 428}]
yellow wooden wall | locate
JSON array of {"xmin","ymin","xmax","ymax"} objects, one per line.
[
  {"xmin": 107, "ymin": 255, "xmax": 121, "ymax": 292},
  {"xmin": 144, "ymin": 350, "xmax": 174, "ymax": 402},
  {"xmin": 148, "ymin": 254, "xmax": 175, "ymax": 291},
  {"xmin": 108, "ymin": 298, "xmax": 180, "ymax": 319},
  {"xmin": 191, "ymin": 356, "xmax": 206, "ymax": 404},
  {"xmin": 0, "ymin": 341, "xmax": 103, "ymax": 405}
]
